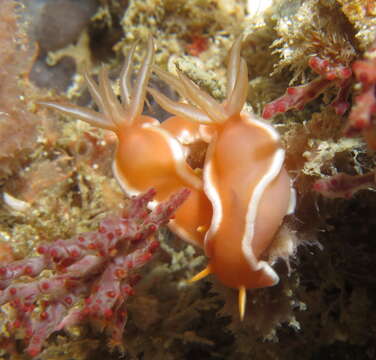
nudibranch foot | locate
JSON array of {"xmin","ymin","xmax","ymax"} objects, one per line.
[{"xmin": 189, "ymin": 266, "xmax": 250, "ymax": 321}]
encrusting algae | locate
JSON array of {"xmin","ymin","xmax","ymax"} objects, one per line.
[{"xmin": 0, "ymin": 0, "xmax": 376, "ymax": 359}]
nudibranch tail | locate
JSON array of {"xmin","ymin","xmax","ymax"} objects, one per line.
[
  {"xmin": 238, "ymin": 286, "xmax": 247, "ymax": 321},
  {"xmin": 189, "ymin": 266, "xmax": 248, "ymax": 320},
  {"xmin": 187, "ymin": 265, "xmax": 212, "ymax": 283}
]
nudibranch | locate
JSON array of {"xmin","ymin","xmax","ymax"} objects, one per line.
[
  {"xmin": 40, "ymin": 37, "xmax": 212, "ymax": 247},
  {"xmin": 149, "ymin": 37, "xmax": 296, "ymax": 319}
]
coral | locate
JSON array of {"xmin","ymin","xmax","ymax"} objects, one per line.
[
  {"xmin": 0, "ymin": 188, "xmax": 189, "ymax": 357},
  {"xmin": 261, "ymin": 0, "xmax": 359, "ymax": 119},
  {"xmin": 344, "ymin": 39, "xmax": 376, "ymax": 148},
  {"xmin": 313, "ymin": 171, "xmax": 376, "ymax": 198},
  {"xmin": 261, "ymin": 0, "xmax": 367, "ymax": 119},
  {"xmin": 271, "ymin": 0, "xmax": 356, "ymax": 83},
  {"xmin": 313, "ymin": 38, "xmax": 376, "ymax": 200},
  {"xmin": 262, "ymin": 55, "xmax": 353, "ymax": 119}
]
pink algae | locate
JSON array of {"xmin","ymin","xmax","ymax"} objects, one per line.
[{"xmin": 0, "ymin": 188, "xmax": 189, "ymax": 357}]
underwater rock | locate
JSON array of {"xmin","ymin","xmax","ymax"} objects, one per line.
[
  {"xmin": 26, "ymin": 0, "xmax": 98, "ymax": 52},
  {"xmin": 29, "ymin": 56, "xmax": 76, "ymax": 92},
  {"xmin": 24, "ymin": 0, "xmax": 98, "ymax": 92}
]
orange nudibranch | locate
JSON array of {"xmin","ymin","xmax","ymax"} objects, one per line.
[
  {"xmin": 39, "ymin": 37, "xmax": 212, "ymax": 248},
  {"xmin": 149, "ymin": 37, "xmax": 296, "ymax": 319},
  {"xmin": 40, "ymin": 34, "xmax": 296, "ymax": 320}
]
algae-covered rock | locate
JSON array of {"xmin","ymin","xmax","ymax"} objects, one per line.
[{"xmin": 0, "ymin": 0, "xmax": 375, "ymax": 359}]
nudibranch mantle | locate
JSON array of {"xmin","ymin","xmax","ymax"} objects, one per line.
[
  {"xmin": 203, "ymin": 113, "xmax": 289, "ymax": 287},
  {"xmin": 113, "ymin": 119, "xmax": 201, "ymax": 197}
]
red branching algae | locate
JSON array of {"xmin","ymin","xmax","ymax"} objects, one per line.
[
  {"xmin": 313, "ymin": 171, "xmax": 376, "ymax": 198},
  {"xmin": 344, "ymin": 39, "xmax": 376, "ymax": 147},
  {"xmin": 262, "ymin": 56, "xmax": 352, "ymax": 119},
  {"xmin": 0, "ymin": 188, "xmax": 189, "ymax": 357}
]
